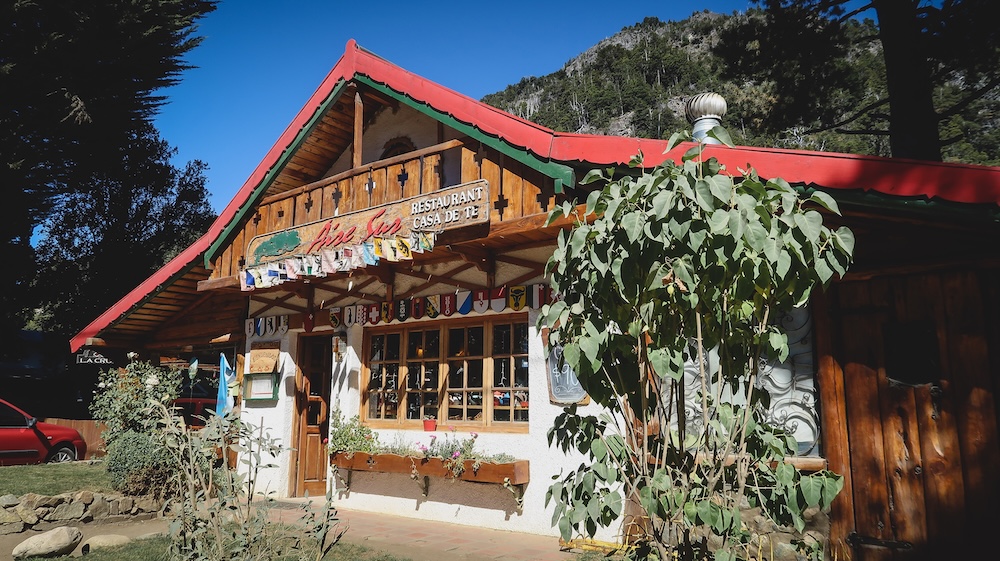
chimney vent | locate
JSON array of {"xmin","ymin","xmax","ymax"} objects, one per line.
[{"xmin": 685, "ymin": 93, "xmax": 727, "ymax": 144}]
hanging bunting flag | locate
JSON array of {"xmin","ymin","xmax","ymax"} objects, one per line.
[
  {"xmin": 381, "ymin": 238, "xmax": 399, "ymax": 262},
  {"xmin": 320, "ymin": 249, "xmax": 338, "ymax": 274},
  {"xmin": 284, "ymin": 258, "xmax": 300, "ymax": 280},
  {"xmin": 410, "ymin": 232, "xmax": 424, "ymax": 253},
  {"xmin": 380, "ymin": 301, "xmax": 394, "ymax": 324},
  {"xmin": 472, "ymin": 289, "xmax": 489, "ymax": 313},
  {"xmin": 367, "ymin": 303, "xmax": 381, "ymax": 325},
  {"xmin": 441, "ymin": 293, "xmax": 456, "ymax": 316},
  {"xmin": 425, "ymin": 295, "xmax": 440, "ymax": 318},
  {"xmin": 419, "ymin": 231, "xmax": 435, "ymax": 252},
  {"xmin": 411, "ymin": 297, "xmax": 425, "ymax": 319},
  {"xmin": 509, "ymin": 285, "xmax": 527, "ymax": 310},
  {"xmin": 396, "ymin": 237, "xmax": 413, "ymax": 260},
  {"xmin": 396, "ymin": 299, "xmax": 410, "ymax": 322},
  {"xmin": 241, "ymin": 270, "xmax": 254, "ymax": 291},
  {"xmin": 343, "ymin": 305, "xmax": 355, "ymax": 327},
  {"xmin": 362, "ymin": 241, "xmax": 378, "ymax": 265},
  {"xmin": 350, "ymin": 246, "xmax": 365, "ymax": 268},
  {"xmin": 490, "ymin": 286, "xmax": 507, "ymax": 312}
]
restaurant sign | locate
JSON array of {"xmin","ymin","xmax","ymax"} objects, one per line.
[{"xmin": 246, "ymin": 179, "xmax": 489, "ymax": 266}]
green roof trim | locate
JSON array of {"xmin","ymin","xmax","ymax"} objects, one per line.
[
  {"xmin": 801, "ymin": 185, "xmax": 1000, "ymax": 223},
  {"xmin": 204, "ymin": 79, "xmax": 351, "ymax": 269},
  {"xmin": 354, "ymin": 75, "xmax": 576, "ymax": 193}
]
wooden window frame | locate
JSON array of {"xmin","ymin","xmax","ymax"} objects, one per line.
[{"xmin": 362, "ymin": 313, "xmax": 529, "ymax": 433}]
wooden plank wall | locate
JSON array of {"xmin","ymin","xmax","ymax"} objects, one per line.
[{"xmin": 213, "ymin": 143, "xmax": 556, "ymax": 277}]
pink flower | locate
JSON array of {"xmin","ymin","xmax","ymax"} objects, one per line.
[
  {"xmin": 470, "ymin": 432, "xmax": 478, "ymax": 438},
  {"xmin": 452, "ymin": 451, "xmax": 460, "ymax": 458},
  {"xmin": 322, "ymin": 438, "xmax": 328, "ymax": 444}
]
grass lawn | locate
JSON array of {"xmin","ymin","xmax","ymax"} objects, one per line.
[{"xmin": 0, "ymin": 461, "xmax": 114, "ymax": 497}]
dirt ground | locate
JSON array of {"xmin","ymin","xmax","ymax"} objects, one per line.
[{"xmin": 0, "ymin": 517, "xmax": 169, "ymax": 560}]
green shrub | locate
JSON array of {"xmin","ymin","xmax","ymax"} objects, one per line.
[
  {"xmin": 104, "ymin": 430, "xmax": 176, "ymax": 497},
  {"xmin": 90, "ymin": 358, "xmax": 183, "ymax": 447},
  {"xmin": 326, "ymin": 412, "xmax": 381, "ymax": 454}
]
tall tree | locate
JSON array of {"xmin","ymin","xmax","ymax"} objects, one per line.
[
  {"xmin": 0, "ymin": 0, "xmax": 217, "ymax": 328},
  {"xmin": 715, "ymin": 0, "xmax": 1000, "ymax": 161},
  {"xmin": 31, "ymin": 124, "xmax": 216, "ymax": 337}
]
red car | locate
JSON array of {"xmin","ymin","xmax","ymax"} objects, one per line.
[{"xmin": 0, "ymin": 398, "xmax": 87, "ymax": 465}]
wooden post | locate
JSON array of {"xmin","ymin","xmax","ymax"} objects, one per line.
[{"xmin": 353, "ymin": 91, "xmax": 363, "ymax": 169}]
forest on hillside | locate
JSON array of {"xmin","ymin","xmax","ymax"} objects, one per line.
[{"xmin": 482, "ymin": 5, "xmax": 999, "ymax": 166}]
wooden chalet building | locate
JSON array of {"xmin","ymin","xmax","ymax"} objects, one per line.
[{"xmin": 72, "ymin": 40, "xmax": 1000, "ymax": 558}]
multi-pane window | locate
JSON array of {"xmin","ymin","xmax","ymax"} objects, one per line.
[
  {"xmin": 447, "ymin": 325, "xmax": 484, "ymax": 421},
  {"xmin": 364, "ymin": 316, "xmax": 528, "ymax": 429},
  {"xmin": 405, "ymin": 329, "xmax": 440, "ymax": 420},
  {"xmin": 367, "ymin": 332, "xmax": 400, "ymax": 419},
  {"xmin": 492, "ymin": 321, "xmax": 530, "ymax": 422}
]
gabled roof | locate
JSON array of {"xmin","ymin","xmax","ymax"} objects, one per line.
[{"xmin": 70, "ymin": 39, "xmax": 1000, "ymax": 353}]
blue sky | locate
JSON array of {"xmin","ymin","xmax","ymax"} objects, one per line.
[{"xmin": 154, "ymin": 1, "xmax": 754, "ymax": 212}]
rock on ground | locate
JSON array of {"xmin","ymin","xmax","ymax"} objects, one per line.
[
  {"xmin": 81, "ymin": 534, "xmax": 132, "ymax": 554},
  {"xmin": 12, "ymin": 526, "xmax": 82, "ymax": 559}
]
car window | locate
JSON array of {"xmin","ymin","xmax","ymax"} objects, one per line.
[{"xmin": 0, "ymin": 402, "xmax": 29, "ymax": 427}]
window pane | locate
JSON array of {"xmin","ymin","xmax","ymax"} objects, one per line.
[
  {"xmin": 514, "ymin": 357, "xmax": 529, "ymax": 387},
  {"xmin": 370, "ymin": 364, "xmax": 383, "ymax": 389},
  {"xmin": 493, "ymin": 324, "xmax": 511, "ymax": 354},
  {"xmin": 514, "ymin": 323, "xmax": 529, "ymax": 354},
  {"xmin": 468, "ymin": 326, "xmax": 484, "ymax": 356},
  {"xmin": 386, "ymin": 333, "xmax": 400, "ymax": 360},
  {"xmin": 370, "ymin": 335, "xmax": 385, "ymax": 361},
  {"xmin": 494, "ymin": 357, "xmax": 511, "ymax": 388},
  {"xmin": 385, "ymin": 363, "xmax": 399, "ymax": 391},
  {"xmin": 407, "ymin": 332, "xmax": 424, "ymax": 359},
  {"xmin": 448, "ymin": 360, "xmax": 465, "ymax": 387},
  {"xmin": 406, "ymin": 393, "xmax": 422, "ymax": 419},
  {"xmin": 425, "ymin": 330, "xmax": 440, "ymax": 358},
  {"xmin": 384, "ymin": 391, "xmax": 398, "ymax": 419},
  {"xmin": 406, "ymin": 362, "xmax": 421, "ymax": 389},
  {"xmin": 448, "ymin": 328, "xmax": 465, "ymax": 357},
  {"xmin": 424, "ymin": 362, "xmax": 439, "ymax": 389},
  {"xmin": 467, "ymin": 359, "xmax": 483, "ymax": 387}
]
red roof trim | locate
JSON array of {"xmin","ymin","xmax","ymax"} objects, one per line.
[{"xmin": 71, "ymin": 39, "xmax": 1000, "ymax": 352}]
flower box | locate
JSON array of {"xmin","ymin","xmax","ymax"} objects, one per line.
[{"xmin": 329, "ymin": 452, "xmax": 529, "ymax": 485}]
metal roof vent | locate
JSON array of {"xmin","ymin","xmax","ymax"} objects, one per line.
[{"xmin": 685, "ymin": 92, "xmax": 727, "ymax": 144}]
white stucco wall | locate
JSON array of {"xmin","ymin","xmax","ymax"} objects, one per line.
[
  {"xmin": 325, "ymin": 309, "xmax": 619, "ymax": 542},
  {"xmin": 238, "ymin": 331, "xmax": 298, "ymax": 498}
]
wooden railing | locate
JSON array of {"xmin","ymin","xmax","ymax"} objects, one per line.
[{"xmin": 212, "ymin": 137, "xmax": 556, "ymax": 278}]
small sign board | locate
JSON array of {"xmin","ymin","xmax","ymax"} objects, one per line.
[{"xmin": 246, "ymin": 179, "xmax": 489, "ymax": 266}]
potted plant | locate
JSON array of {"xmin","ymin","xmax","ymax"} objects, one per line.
[{"xmin": 422, "ymin": 414, "xmax": 437, "ymax": 431}]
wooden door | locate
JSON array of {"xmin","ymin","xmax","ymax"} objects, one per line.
[
  {"xmin": 822, "ymin": 271, "xmax": 1000, "ymax": 561},
  {"xmin": 293, "ymin": 335, "xmax": 332, "ymax": 497}
]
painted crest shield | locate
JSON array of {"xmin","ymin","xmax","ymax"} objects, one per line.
[
  {"xmin": 356, "ymin": 303, "xmax": 368, "ymax": 326},
  {"xmin": 457, "ymin": 290, "xmax": 472, "ymax": 314},
  {"xmin": 472, "ymin": 289, "xmax": 489, "ymax": 313},
  {"xmin": 490, "ymin": 287, "xmax": 507, "ymax": 312},
  {"xmin": 396, "ymin": 299, "xmax": 409, "ymax": 322},
  {"xmin": 411, "ymin": 297, "xmax": 425, "ymax": 320},
  {"xmin": 343, "ymin": 305, "xmax": 355, "ymax": 327},
  {"xmin": 508, "ymin": 286, "xmax": 527, "ymax": 311},
  {"xmin": 381, "ymin": 301, "xmax": 395, "ymax": 324},
  {"xmin": 441, "ymin": 293, "xmax": 456, "ymax": 317},
  {"xmin": 368, "ymin": 303, "xmax": 381, "ymax": 325},
  {"xmin": 424, "ymin": 295, "xmax": 440, "ymax": 318}
]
